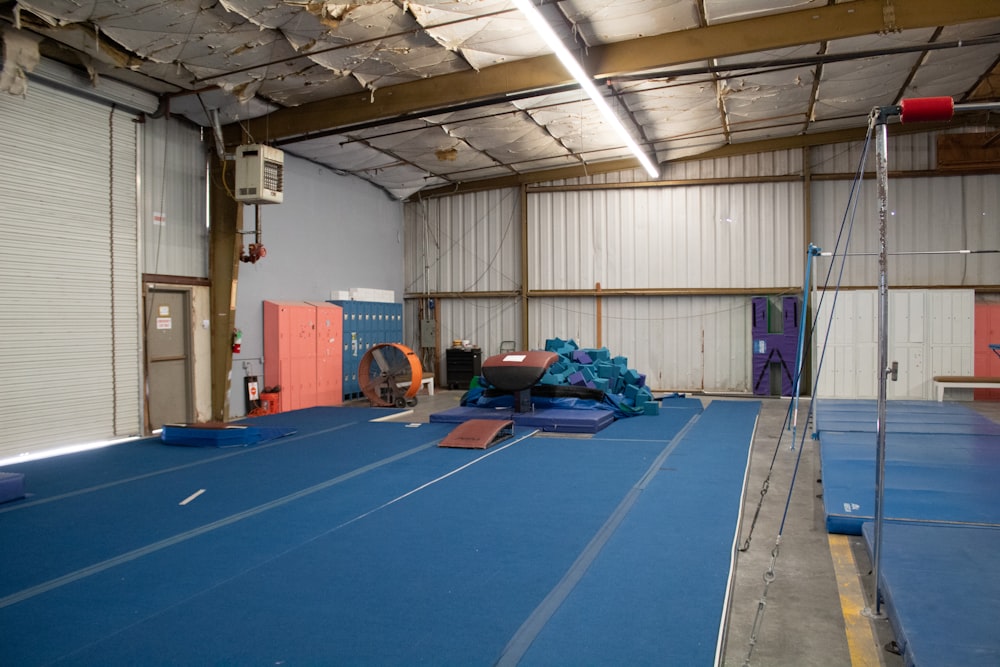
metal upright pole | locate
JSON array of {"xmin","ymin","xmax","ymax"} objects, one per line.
[
  {"xmin": 790, "ymin": 243, "xmax": 820, "ymax": 449},
  {"xmin": 872, "ymin": 109, "xmax": 891, "ymax": 618}
]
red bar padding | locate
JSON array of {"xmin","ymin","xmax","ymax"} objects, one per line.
[{"xmin": 900, "ymin": 97, "xmax": 954, "ymax": 123}]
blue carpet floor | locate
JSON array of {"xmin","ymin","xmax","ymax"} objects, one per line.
[{"xmin": 0, "ymin": 401, "xmax": 758, "ymax": 665}]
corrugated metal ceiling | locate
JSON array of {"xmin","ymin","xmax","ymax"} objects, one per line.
[{"xmin": 3, "ymin": 0, "xmax": 998, "ymax": 199}]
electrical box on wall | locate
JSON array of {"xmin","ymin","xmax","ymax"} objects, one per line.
[
  {"xmin": 235, "ymin": 144, "xmax": 284, "ymax": 204},
  {"xmin": 420, "ymin": 319, "xmax": 436, "ymax": 348}
]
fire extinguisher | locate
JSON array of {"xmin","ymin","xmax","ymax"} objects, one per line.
[{"xmin": 232, "ymin": 328, "xmax": 242, "ymax": 354}]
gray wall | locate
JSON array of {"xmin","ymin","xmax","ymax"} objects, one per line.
[{"xmin": 230, "ymin": 154, "xmax": 404, "ymax": 416}]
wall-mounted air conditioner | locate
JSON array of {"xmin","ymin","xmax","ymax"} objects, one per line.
[{"xmin": 234, "ymin": 144, "xmax": 284, "ymax": 204}]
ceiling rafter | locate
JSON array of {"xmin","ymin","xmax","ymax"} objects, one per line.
[{"xmin": 224, "ymin": 0, "xmax": 1000, "ymax": 146}]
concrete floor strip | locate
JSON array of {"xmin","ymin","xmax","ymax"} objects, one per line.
[{"xmin": 828, "ymin": 533, "xmax": 882, "ymax": 667}]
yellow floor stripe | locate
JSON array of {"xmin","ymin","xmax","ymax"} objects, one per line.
[{"xmin": 828, "ymin": 533, "xmax": 883, "ymax": 667}]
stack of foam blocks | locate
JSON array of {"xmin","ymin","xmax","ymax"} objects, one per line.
[{"xmin": 541, "ymin": 338, "xmax": 658, "ymax": 415}]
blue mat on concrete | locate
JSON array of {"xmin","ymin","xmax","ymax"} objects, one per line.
[
  {"xmin": 0, "ymin": 400, "xmax": 759, "ymax": 666},
  {"xmin": 816, "ymin": 399, "xmax": 1000, "ymax": 534},
  {"xmin": 862, "ymin": 521, "xmax": 1000, "ymax": 667},
  {"xmin": 814, "ymin": 399, "xmax": 1000, "ymax": 435},
  {"xmin": 820, "ymin": 429, "xmax": 1000, "ymax": 534},
  {"xmin": 430, "ymin": 405, "xmax": 615, "ymax": 433}
]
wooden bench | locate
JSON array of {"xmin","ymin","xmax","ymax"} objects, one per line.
[
  {"xmin": 397, "ymin": 374, "xmax": 435, "ymax": 396},
  {"xmin": 932, "ymin": 375, "xmax": 1000, "ymax": 401}
]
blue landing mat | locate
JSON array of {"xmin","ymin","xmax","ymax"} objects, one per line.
[
  {"xmin": 862, "ymin": 521, "xmax": 1000, "ymax": 667},
  {"xmin": 430, "ymin": 405, "xmax": 615, "ymax": 433},
  {"xmin": 819, "ymin": 429, "xmax": 1000, "ymax": 534},
  {"xmin": 814, "ymin": 399, "xmax": 1000, "ymax": 435}
]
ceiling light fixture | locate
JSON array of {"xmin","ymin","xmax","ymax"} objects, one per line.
[{"xmin": 511, "ymin": 0, "xmax": 659, "ymax": 178}]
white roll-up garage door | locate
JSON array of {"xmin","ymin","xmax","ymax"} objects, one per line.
[{"xmin": 0, "ymin": 79, "xmax": 141, "ymax": 461}]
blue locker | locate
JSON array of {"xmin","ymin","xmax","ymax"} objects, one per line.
[{"xmin": 329, "ymin": 300, "xmax": 403, "ymax": 399}]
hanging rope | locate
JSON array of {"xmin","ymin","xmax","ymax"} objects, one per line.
[{"xmin": 740, "ymin": 117, "xmax": 877, "ymax": 665}]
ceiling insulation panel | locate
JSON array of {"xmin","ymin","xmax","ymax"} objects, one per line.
[
  {"xmin": 704, "ymin": 0, "xmax": 826, "ymax": 24},
  {"xmin": 409, "ymin": 0, "xmax": 553, "ymax": 71},
  {"xmin": 6, "ymin": 0, "xmax": 999, "ymax": 198},
  {"xmin": 564, "ymin": 0, "xmax": 702, "ymax": 44}
]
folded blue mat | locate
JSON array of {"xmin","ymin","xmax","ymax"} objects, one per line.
[
  {"xmin": 430, "ymin": 406, "xmax": 614, "ymax": 434},
  {"xmin": 0, "ymin": 471, "xmax": 26, "ymax": 504}
]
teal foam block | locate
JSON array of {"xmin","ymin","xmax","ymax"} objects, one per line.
[
  {"xmin": 643, "ymin": 401, "xmax": 660, "ymax": 416},
  {"xmin": 584, "ymin": 347, "xmax": 611, "ymax": 362},
  {"xmin": 596, "ymin": 362, "xmax": 618, "ymax": 380}
]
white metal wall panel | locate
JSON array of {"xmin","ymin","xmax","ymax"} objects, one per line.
[
  {"xmin": 429, "ymin": 296, "xmax": 522, "ymax": 383},
  {"xmin": 529, "ymin": 297, "xmax": 598, "ymax": 351},
  {"xmin": 528, "ymin": 182, "xmax": 803, "ymax": 290},
  {"xmin": 404, "ymin": 189, "xmax": 520, "ymax": 295},
  {"xmin": 928, "ymin": 289, "xmax": 975, "ymax": 379},
  {"xmin": 548, "ymin": 150, "xmax": 803, "ymax": 183},
  {"xmin": 809, "ymin": 131, "xmax": 937, "ymax": 175},
  {"xmin": 142, "ymin": 116, "xmax": 209, "ymax": 278},
  {"xmin": 0, "ymin": 81, "xmax": 141, "ymax": 461},
  {"xmin": 813, "ymin": 289, "xmax": 973, "ymax": 399},
  {"xmin": 528, "ymin": 295, "xmax": 750, "ymax": 392},
  {"xmin": 811, "ymin": 175, "xmax": 997, "ymax": 286},
  {"xmin": 660, "ymin": 149, "xmax": 803, "ymax": 180},
  {"xmin": 812, "ymin": 128, "xmax": 1000, "ymax": 176},
  {"xmin": 813, "ymin": 290, "xmax": 878, "ymax": 398}
]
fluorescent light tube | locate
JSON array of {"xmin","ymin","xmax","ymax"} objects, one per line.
[{"xmin": 512, "ymin": 0, "xmax": 659, "ymax": 178}]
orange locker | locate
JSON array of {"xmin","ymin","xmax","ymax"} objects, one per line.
[
  {"xmin": 264, "ymin": 301, "xmax": 328, "ymax": 412},
  {"xmin": 974, "ymin": 301, "xmax": 1000, "ymax": 401},
  {"xmin": 309, "ymin": 302, "xmax": 343, "ymax": 406}
]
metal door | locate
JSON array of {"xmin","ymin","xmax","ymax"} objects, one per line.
[{"xmin": 146, "ymin": 288, "xmax": 192, "ymax": 429}]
